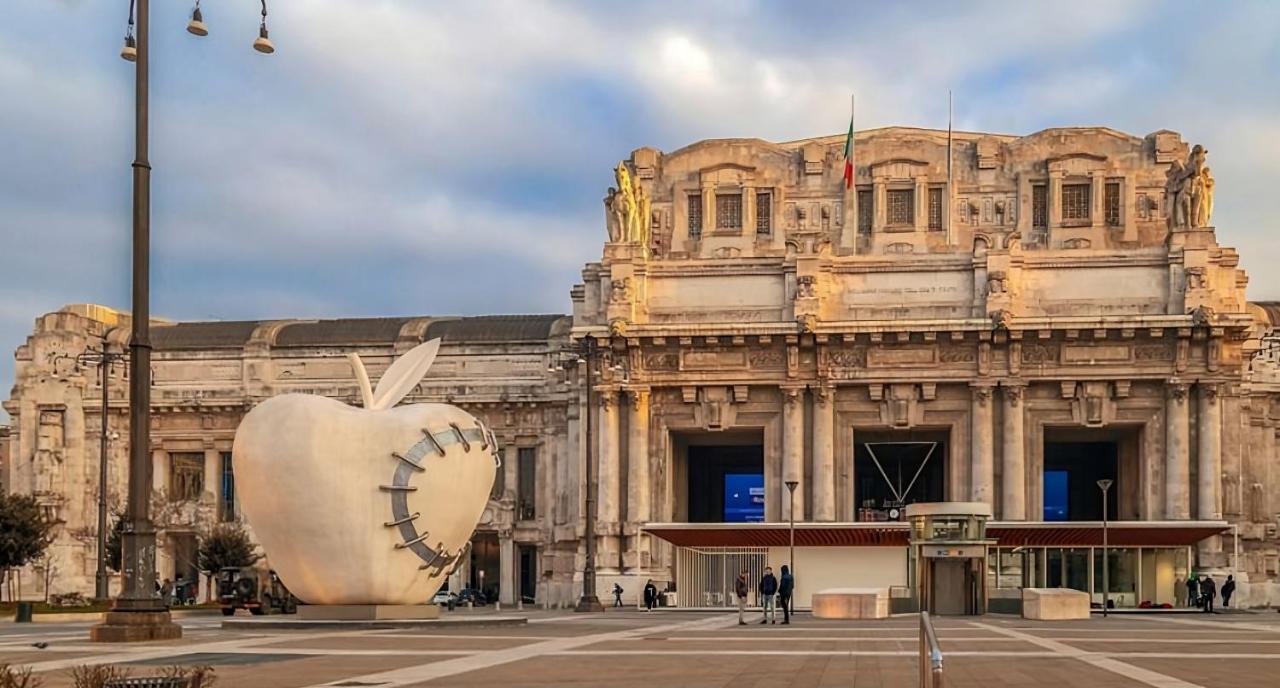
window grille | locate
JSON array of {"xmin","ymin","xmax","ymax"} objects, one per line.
[
  {"xmin": 688, "ymin": 193, "xmax": 702, "ymax": 238},
  {"xmin": 716, "ymin": 193, "xmax": 742, "ymax": 230},
  {"xmin": 517, "ymin": 446, "xmax": 537, "ymax": 520},
  {"xmin": 169, "ymin": 452, "xmax": 204, "ymax": 502},
  {"xmin": 756, "ymin": 192, "xmax": 771, "ymax": 235},
  {"xmin": 928, "ymin": 188, "xmax": 943, "ymax": 230},
  {"xmin": 1105, "ymin": 181, "xmax": 1121, "ymax": 226},
  {"xmin": 887, "ymin": 189, "xmax": 914, "ymax": 226},
  {"xmin": 1062, "ymin": 183, "xmax": 1091, "ymax": 222},
  {"xmin": 1032, "ymin": 185, "xmax": 1047, "ymax": 227},
  {"xmin": 220, "ymin": 452, "xmax": 236, "ymax": 521},
  {"xmin": 857, "ymin": 189, "xmax": 873, "ymax": 232}
]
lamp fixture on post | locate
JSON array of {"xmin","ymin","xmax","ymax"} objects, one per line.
[
  {"xmin": 254, "ymin": 0, "xmax": 275, "ymax": 54},
  {"xmin": 1097, "ymin": 478, "xmax": 1113, "ymax": 618},
  {"xmin": 785, "ymin": 479, "xmax": 799, "ymax": 574},
  {"xmin": 186, "ymin": 1, "xmax": 208, "ymax": 37},
  {"xmin": 120, "ymin": 1, "xmax": 137, "ymax": 62}
]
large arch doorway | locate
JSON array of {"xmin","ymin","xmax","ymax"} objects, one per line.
[
  {"xmin": 854, "ymin": 429, "xmax": 949, "ymax": 521},
  {"xmin": 672, "ymin": 430, "xmax": 765, "ymax": 523},
  {"xmin": 1042, "ymin": 426, "xmax": 1141, "ymax": 521}
]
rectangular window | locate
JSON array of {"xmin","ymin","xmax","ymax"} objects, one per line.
[
  {"xmin": 856, "ymin": 188, "xmax": 872, "ymax": 232},
  {"xmin": 715, "ymin": 193, "xmax": 742, "ymax": 230},
  {"xmin": 687, "ymin": 193, "xmax": 702, "ymax": 238},
  {"xmin": 517, "ymin": 447, "xmax": 537, "ymax": 520},
  {"xmin": 928, "ymin": 188, "xmax": 943, "ymax": 230},
  {"xmin": 886, "ymin": 189, "xmax": 914, "ymax": 226},
  {"xmin": 220, "ymin": 452, "xmax": 236, "ymax": 522},
  {"xmin": 169, "ymin": 452, "xmax": 204, "ymax": 502},
  {"xmin": 1062, "ymin": 183, "xmax": 1091, "ymax": 223},
  {"xmin": 1032, "ymin": 184, "xmax": 1047, "ymax": 227},
  {"xmin": 1105, "ymin": 181, "xmax": 1121, "ymax": 226},
  {"xmin": 755, "ymin": 191, "xmax": 771, "ymax": 235}
]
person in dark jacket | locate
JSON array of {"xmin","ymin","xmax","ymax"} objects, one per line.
[
  {"xmin": 1200, "ymin": 575, "xmax": 1217, "ymax": 613},
  {"xmin": 612, "ymin": 582, "xmax": 624, "ymax": 608},
  {"xmin": 1185, "ymin": 575, "xmax": 1199, "ymax": 608},
  {"xmin": 778, "ymin": 565, "xmax": 795, "ymax": 625},
  {"xmin": 758, "ymin": 567, "xmax": 779, "ymax": 624},
  {"xmin": 1221, "ymin": 575, "xmax": 1236, "ymax": 608},
  {"xmin": 643, "ymin": 579, "xmax": 658, "ymax": 611},
  {"xmin": 735, "ymin": 569, "xmax": 749, "ymax": 625}
]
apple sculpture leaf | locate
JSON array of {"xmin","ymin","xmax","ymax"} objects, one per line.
[{"xmin": 232, "ymin": 338, "xmax": 498, "ymax": 606}]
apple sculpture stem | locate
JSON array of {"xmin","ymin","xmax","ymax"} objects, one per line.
[{"xmin": 233, "ymin": 339, "xmax": 499, "ymax": 606}]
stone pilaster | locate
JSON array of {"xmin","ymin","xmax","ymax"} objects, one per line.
[
  {"xmin": 499, "ymin": 529, "xmax": 515, "ymax": 606},
  {"xmin": 812, "ymin": 384, "xmax": 835, "ymax": 522},
  {"xmin": 597, "ymin": 389, "xmax": 621, "ymax": 571},
  {"xmin": 625, "ymin": 387, "xmax": 650, "ymax": 571},
  {"xmin": 1165, "ymin": 382, "xmax": 1191, "ymax": 520},
  {"xmin": 1197, "ymin": 383, "xmax": 1222, "ymax": 521},
  {"xmin": 782, "ymin": 385, "xmax": 805, "ymax": 521},
  {"xmin": 970, "ymin": 384, "xmax": 995, "ymax": 507},
  {"xmin": 1001, "ymin": 383, "xmax": 1026, "ymax": 520}
]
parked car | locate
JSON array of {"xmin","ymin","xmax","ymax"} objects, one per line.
[
  {"xmin": 217, "ymin": 567, "xmax": 298, "ymax": 616},
  {"xmin": 432, "ymin": 591, "xmax": 457, "ymax": 606},
  {"xmin": 456, "ymin": 588, "xmax": 486, "ymax": 606}
]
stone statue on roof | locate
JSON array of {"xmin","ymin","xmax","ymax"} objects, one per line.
[{"xmin": 1165, "ymin": 145, "xmax": 1215, "ymax": 229}]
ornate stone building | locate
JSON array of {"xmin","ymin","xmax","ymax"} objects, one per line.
[{"xmin": 4, "ymin": 125, "xmax": 1280, "ymax": 607}]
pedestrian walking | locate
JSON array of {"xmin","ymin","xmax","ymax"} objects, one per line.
[
  {"xmin": 612, "ymin": 582, "xmax": 624, "ymax": 608},
  {"xmin": 758, "ymin": 567, "xmax": 778, "ymax": 624},
  {"xmin": 735, "ymin": 569, "xmax": 749, "ymax": 625},
  {"xmin": 1221, "ymin": 575, "xmax": 1236, "ymax": 608},
  {"xmin": 643, "ymin": 579, "xmax": 658, "ymax": 611},
  {"xmin": 1185, "ymin": 575, "xmax": 1199, "ymax": 608},
  {"xmin": 1200, "ymin": 575, "xmax": 1217, "ymax": 613},
  {"xmin": 160, "ymin": 578, "xmax": 174, "ymax": 607},
  {"xmin": 778, "ymin": 565, "xmax": 795, "ymax": 625}
]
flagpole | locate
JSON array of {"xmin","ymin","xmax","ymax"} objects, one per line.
[{"xmin": 946, "ymin": 89, "xmax": 953, "ymax": 246}]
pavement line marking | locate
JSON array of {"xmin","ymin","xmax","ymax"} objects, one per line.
[
  {"xmin": 22, "ymin": 630, "xmax": 356, "ymax": 674},
  {"xmin": 970, "ymin": 621, "xmax": 1205, "ymax": 688},
  {"xmin": 554, "ymin": 649, "xmax": 1063, "ymax": 657},
  {"xmin": 1124, "ymin": 615, "xmax": 1280, "ymax": 633},
  {"xmin": 304, "ymin": 614, "xmax": 732, "ymax": 687},
  {"xmin": 653, "ymin": 635, "xmax": 1026, "ymax": 642}
]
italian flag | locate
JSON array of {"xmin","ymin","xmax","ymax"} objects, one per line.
[{"xmin": 842, "ymin": 96, "xmax": 855, "ymax": 189}]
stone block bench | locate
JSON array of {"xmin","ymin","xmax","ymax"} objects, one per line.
[
  {"xmin": 811, "ymin": 588, "xmax": 889, "ymax": 619},
  {"xmin": 1022, "ymin": 588, "xmax": 1090, "ymax": 620}
]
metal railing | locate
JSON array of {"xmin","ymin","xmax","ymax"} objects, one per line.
[{"xmin": 918, "ymin": 611, "xmax": 944, "ymax": 687}]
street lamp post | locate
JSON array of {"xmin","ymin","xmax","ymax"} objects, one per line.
[
  {"xmin": 1097, "ymin": 479, "xmax": 1113, "ymax": 618},
  {"xmin": 92, "ymin": 0, "xmax": 274, "ymax": 643},
  {"xmin": 551, "ymin": 336, "xmax": 612, "ymax": 613},
  {"xmin": 785, "ymin": 480, "xmax": 799, "ymax": 573}
]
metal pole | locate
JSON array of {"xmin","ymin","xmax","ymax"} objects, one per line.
[
  {"xmin": 576, "ymin": 337, "xmax": 603, "ymax": 612},
  {"xmin": 1097, "ymin": 479, "xmax": 1112, "ymax": 618},
  {"xmin": 95, "ymin": 342, "xmax": 110, "ymax": 600},
  {"xmin": 785, "ymin": 480, "xmax": 798, "ymax": 573}
]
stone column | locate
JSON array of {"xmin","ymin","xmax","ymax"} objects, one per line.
[
  {"xmin": 1197, "ymin": 383, "xmax": 1222, "ymax": 520},
  {"xmin": 203, "ymin": 448, "xmax": 221, "ymax": 523},
  {"xmin": 782, "ymin": 386, "xmax": 805, "ymax": 521},
  {"xmin": 970, "ymin": 384, "xmax": 995, "ymax": 506},
  {"xmin": 1001, "ymin": 384, "xmax": 1027, "ymax": 520},
  {"xmin": 597, "ymin": 390, "xmax": 621, "ymax": 571},
  {"xmin": 812, "ymin": 385, "xmax": 835, "ymax": 521},
  {"xmin": 1165, "ymin": 382, "xmax": 1191, "ymax": 519},
  {"xmin": 626, "ymin": 388, "xmax": 650, "ymax": 571},
  {"xmin": 499, "ymin": 530, "xmax": 516, "ymax": 606}
]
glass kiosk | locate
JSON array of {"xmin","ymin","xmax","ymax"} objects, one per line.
[{"xmin": 907, "ymin": 502, "xmax": 994, "ymax": 616}]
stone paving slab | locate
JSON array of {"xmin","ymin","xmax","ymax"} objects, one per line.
[
  {"xmin": 33, "ymin": 654, "xmax": 455, "ymax": 688},
  {"xmin": 1123, "ymin": 658, "xmax": 1280, "ymax": 688}
]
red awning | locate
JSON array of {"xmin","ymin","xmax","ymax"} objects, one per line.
[{"xmin": 643, "ymin": 521, "xmax": 1228, "ymax": 549}]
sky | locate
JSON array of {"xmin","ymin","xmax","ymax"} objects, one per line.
[{"xmin": 2, "ymin": 0, "xmax": 1279, "ymax": 421}]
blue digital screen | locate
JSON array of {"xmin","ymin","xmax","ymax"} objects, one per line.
[
  {"xmin": 1044, "ymin": 470, "xmax": 1068, "ymax": 521},
  {"xmin": 724, "ymin": 473, "xmax": 765, "ymax": 523}
]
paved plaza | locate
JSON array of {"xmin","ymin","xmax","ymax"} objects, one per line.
[{"xmin": 3, "ymin": 610, "xmax": 1280, "ymax": 687}]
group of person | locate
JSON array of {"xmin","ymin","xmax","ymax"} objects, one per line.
[
  {"xmin": 612, "ymin": 579, "xmax": 664, "ymax": 610},
  {"xmin": 735, "ymin": 565, "xmax": 794, "ymax": 625},
  {"xmin": 1184, "ymin": 574, "xmax": 1235, "ymax": 613}
]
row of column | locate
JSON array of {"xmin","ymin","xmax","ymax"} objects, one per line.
[{"xmin": 596, "ymin": 389, "xmax": 652, "ymax": 571}]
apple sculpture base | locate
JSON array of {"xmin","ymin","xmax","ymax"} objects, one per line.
[{"xmin": 298, "ymin": 604, "xmax": 440, "ymax": 621}]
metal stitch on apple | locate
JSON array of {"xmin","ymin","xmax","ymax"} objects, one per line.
[
  {"xmin": 449, "ymin": 423, "xmax": 471, "ymax": 451},
  {"xmin": 382, "ymin": 512, "xmax": 420, "ymax": 527}
]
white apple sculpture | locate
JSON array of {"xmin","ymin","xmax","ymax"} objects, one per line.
[{"xmin": 232, "ymin": 339, "xmax": 497, "ymax": 606}]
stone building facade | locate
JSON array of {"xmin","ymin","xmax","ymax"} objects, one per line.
[{"xmin": 4, "ymin": 125, "xmax": 1280, "ymax": 606}]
